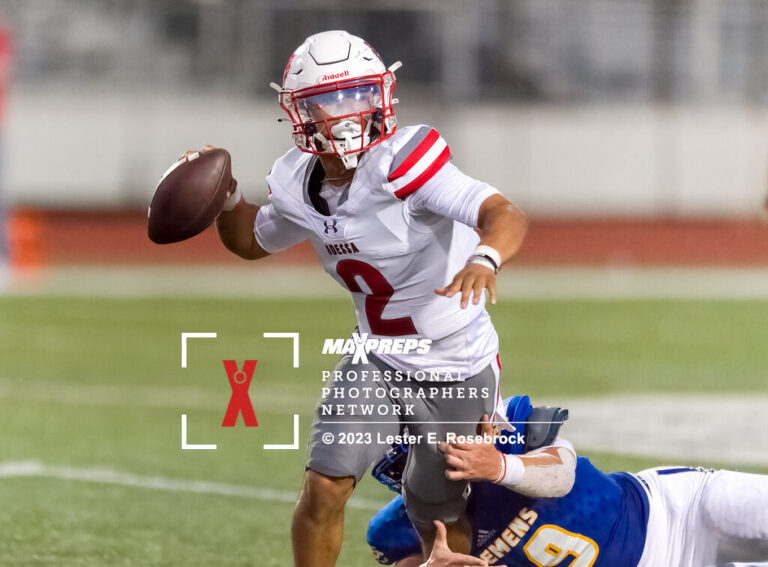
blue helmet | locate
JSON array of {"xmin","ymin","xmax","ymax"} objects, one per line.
[
  {"xmin": 495, "ymin": 395, "xmax": 533, "ymax": 455},
  {"xmin": 371, "ymin": 442, "xmax": 408, "ymax": 493}
]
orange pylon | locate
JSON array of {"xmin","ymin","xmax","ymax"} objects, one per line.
[{"xmin": 7, "ymin": 208, "xmax": 44, "ymax": 271}]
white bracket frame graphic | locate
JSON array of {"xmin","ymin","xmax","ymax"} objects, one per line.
[
  {"xmin": 263, "ymin": 414, "xmax": 300, "ymax": 450},
  {"xmin": 181, "ymin": 413, "xmax": 217, "ymax": 450},
  {"xmin": 263, "ymin": 332, "xmax": 300, "ymax": 368},
  {"xmin": 178, "ymin": 331, "xmax": 300, "ymax": 451},
  {"xmin": 180, "ymin": 332, "xmax": 218, "ymax": 450},
  {"xmin": 181, "ymin": 332, "xmax": 217, "ymax": 368},
  {"xmin": 262, "ymin": 332, "xmax": 300, "ymax": 450}
]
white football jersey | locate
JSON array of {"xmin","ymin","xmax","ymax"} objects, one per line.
[{"xmin": 255, "ymin": 125, "xmax": 500, "ymax": 379}]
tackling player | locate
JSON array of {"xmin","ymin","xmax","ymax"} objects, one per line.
[
  {"xmin": 207, "ymin": 30, "xmax": 528, "ymax": 566},
  {"xmin": 367, "ymin": 396, "xmax": 768, "ymax": 567}
]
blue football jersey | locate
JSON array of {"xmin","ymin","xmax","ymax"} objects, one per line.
[
  {"xmin": 468, "ymin": 457, "xmax": 649, "ymax": 566},
  {"xmin": 367, "ymin": 457, "xmax": 649, "ymax": 566}
]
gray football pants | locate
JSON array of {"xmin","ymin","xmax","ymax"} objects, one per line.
[{"xmin": 307, "ymin": 351, "xmax": 498, "ymax": 527}]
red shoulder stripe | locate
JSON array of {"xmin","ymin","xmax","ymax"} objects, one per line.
[
  {"xmin": 393, "ymin": 145, "xmax": 451, "ymax": 200},
  {"xmin": 387, "ymin": 128, "xmax": 440, "ymax": 182}
]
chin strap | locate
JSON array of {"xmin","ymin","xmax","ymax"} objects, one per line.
[
  {"xmin": 324, "ymin": 116, "xmax": 372, "ymax": 169},
  {"xmin": 338, "ymin": 118, "xmax": 374, "ymax": 169},
  {"xmin": 309, "ymin": 130, "xmax": 360, "ymax": 169},
  {"xmin": 338, "ymin": 151, "xmax": 360, "ymax": 170}
]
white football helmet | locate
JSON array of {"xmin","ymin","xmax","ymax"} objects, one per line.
[{"xmin": 271, "ymin": 30, "xmax": 401, "ymax": 169}]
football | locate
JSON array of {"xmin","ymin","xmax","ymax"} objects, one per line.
[{"xmin": 147, "ymin": 148, "xmax": 235, "ymax": 244}]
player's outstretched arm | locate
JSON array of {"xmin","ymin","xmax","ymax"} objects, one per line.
[
  {"xmin": 476, "ymin": 194, "xmax": 528, "ymax": 265},
  {"xmin": 439, "ymin": 415, "xmax": 576, "ymax": 498},
  {"xmin": 435, "ymin": 194, "xmax": 527, "ymax": 308},
  {"xmin": 172, "ymin": 145, "xmax": 269, "ymax": 260},
  {"xmin": 215, "ymin": 200, "xmax": 270, "ymax": 260}
]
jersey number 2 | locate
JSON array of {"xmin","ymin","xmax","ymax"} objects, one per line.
[
  {"xmin": 523, "ymin": 525, "xmax": 599, "ymax": 567},
  {"xmin": 336, "ymin": 259, "xmax": 417, "ymax": 336}
]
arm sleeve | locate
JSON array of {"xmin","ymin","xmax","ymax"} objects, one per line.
[
  {"xmin": 405, "ymin": 161, "xmax": 500, "ymax": 228},
  {"xmin": 547, "ymin": 437, "xmax": 576, "ymax": 458},
  {"xmin": 509, "ymin": 437, "xmax": 577, "ymax": 498},
  {"xmin": 253, "ymin": 203, "xmax": 308, "ymax": 254}
]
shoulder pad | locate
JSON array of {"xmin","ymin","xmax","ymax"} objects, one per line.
[
  {"xmin": 385, "ymin": 125, "xmax": 451, "ymax": 200},
  {"xmin": 524, "ymin": 406, "xmax": 569, "ymax": 452},
  {"xmin": 265, "ymin": 147, "xmax": 312, "ymax": 204},
  {"xmin": 264, "ymin": 147, "xmax": 316, "ymax": 225}
]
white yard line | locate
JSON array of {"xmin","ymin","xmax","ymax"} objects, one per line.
[
  {"xmin": 8, "ymin": 266, "xmax": 768, "ymax": 298},
  {"xmin": 0, "ymin": 461, "xmax": 386, "ymax": 511},
  {"xmin": 548, "ymin": 393, "xmax": 768, "ymax": 468},
  {"xmin": 0, "ymin": 378, "xmax": 316, "ymax": 412}
]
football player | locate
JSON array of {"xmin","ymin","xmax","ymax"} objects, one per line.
[
  {"xmin": 209, "ymin": 30, "xmax": 528, "ymax": 566},
  {"xmin": 367, "ymin": 396, "xmax": 768, "ymax": 567}
]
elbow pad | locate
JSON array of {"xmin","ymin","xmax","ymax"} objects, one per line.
[{"xmin": 524, "ymin": 406, "xmax": 569, "ymax": 452}]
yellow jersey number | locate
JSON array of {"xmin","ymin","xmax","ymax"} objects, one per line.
[{"xmin": 523, "ymin": 524, "xmax": 600, "ymax": 567}]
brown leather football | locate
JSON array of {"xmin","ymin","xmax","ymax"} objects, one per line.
[{"xmin": 148, "ymin": 148, "xmax": 235, "ymax": 244}]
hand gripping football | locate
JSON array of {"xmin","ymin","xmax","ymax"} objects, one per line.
[{"xmin": 147, "ymin": 148, "xmax": 236, "ymax": 244}]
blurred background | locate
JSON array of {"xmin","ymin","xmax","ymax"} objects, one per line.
[
  {"xmin": 1, "ymin": 2, "xmax": 767, "ymax": 565},
  {"xmin": 1, "ymin": 0, "xmax": 768, "ymax": 282}
]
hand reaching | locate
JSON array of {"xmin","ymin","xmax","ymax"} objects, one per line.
[
  {"xmin": 435, "ymin": 263, "xmax": 496, "ymax": 309},
  {"xmin": 419, "ymin": 521, "xmax": 505, "ymax": 567},
  {"xmin": 439, "ymin": 415, "xmax": 503, "ymax": 482}
]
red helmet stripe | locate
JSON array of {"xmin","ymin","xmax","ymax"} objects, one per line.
[{"xmin": 282, "ymin": 53, "xmax": 296, "ymax": 86}]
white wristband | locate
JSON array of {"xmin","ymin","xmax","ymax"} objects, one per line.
[
  {"xmin": 496, "ymin": 454, "xmax": 525, "ymax": 488},
  {"xmin": 473, "ymin": 245, "xmax": 502, "ymax": 271},
  {"xmin": 221, "ymin": 185, "xmax": 242, "ymax": 212},
  {"xmin": 468, "ymin": 256, "xmax": 496, "ymax": 273}
]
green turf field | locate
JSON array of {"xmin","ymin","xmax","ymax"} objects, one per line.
[{"xmin": 1, "ymin": 296, "xmax": 767, "ymax": 565}]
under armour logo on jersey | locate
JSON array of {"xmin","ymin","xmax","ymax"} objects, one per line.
[{"xmin": 324, "ymin": 220, "xmax": 338, "ymax": 234}]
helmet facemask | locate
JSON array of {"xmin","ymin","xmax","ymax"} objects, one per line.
[
  {"xmin": 371, "ymin": 441, "xmax": 408, "ymax": 493},
  {"xmin": 275, "ymin": 68, "xmax": 399, "ymax": 169}
]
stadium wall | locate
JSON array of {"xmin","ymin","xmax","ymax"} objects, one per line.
[
  {"xmin": 5, "ymin": 89, "xmax": 768, "ymax": 217},
  {"xmin": 9, "ymin": 209, "xmax": 768, "ymax": 268}
]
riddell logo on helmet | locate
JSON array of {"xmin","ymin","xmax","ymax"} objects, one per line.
[{"xmin": 320, "ymin": 70, "xmax": 350, "ymax": 81}]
